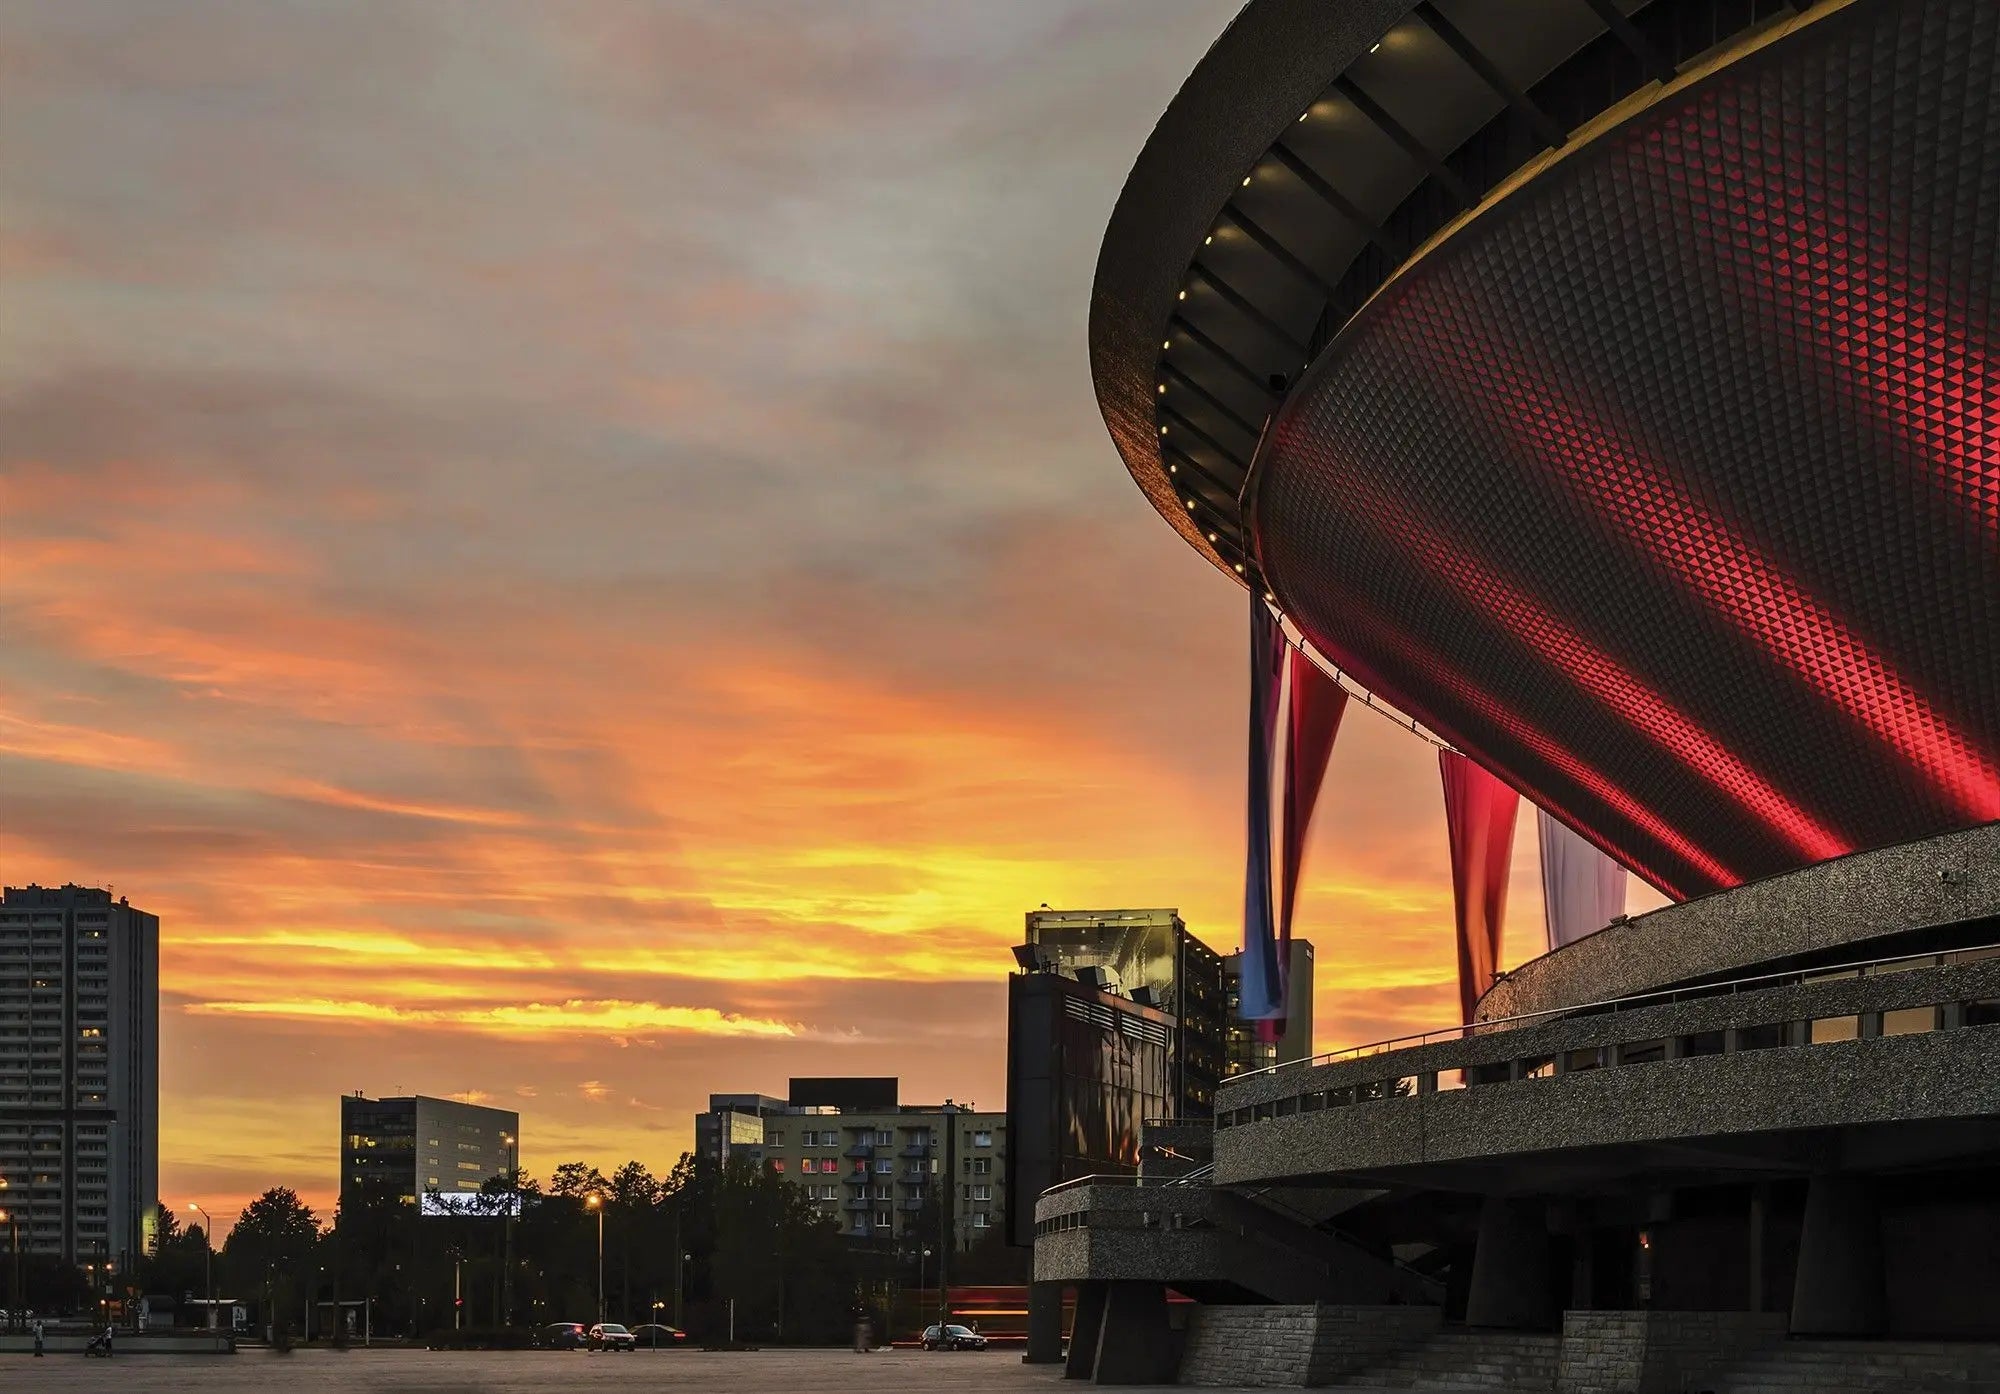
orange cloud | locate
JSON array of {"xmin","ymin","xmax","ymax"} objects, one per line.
[{"xmin": 186, "ymin": 997, "xmax": 802, "ymax": 1039}]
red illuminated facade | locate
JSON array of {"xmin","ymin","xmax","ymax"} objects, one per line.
[{"xmin": 1094, "ymin": 0, "xmax": 2000, "ymax": 899}]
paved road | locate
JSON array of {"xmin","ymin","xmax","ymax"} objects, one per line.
[
  {"xmin": 11, "ymin": 1345, "xmax": 1411, "ymax": 1391},
  {"xmin": 4, "ymin": 1347, "xmax": 1168, "ymax": 1392}
]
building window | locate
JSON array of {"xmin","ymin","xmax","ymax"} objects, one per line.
[
  {"xmin": 764, "ymin": 1132, "xmax": 784, "ymax": 1147},
  {"xmin": 1519, "ymin": 1057, "xmax": 1556, "ymax": 1080},
  {"xmin": 874, "ymin": 1130, "xmax": 893, "ymax": 1146},
  {"xmin": 972, "ymin": 1131, "xmax": 993, "ymax": 1147},
  {"xmin": 972, "ymin": 1185, "xmax": 990, "ymax": 1202},
  {"xmin": 971, "ymin": 1158, "xmax": 991, "ymax": 1176},
  {"xmin": 1617, "ymin": 1040, "xmax": 1667, "ymax": 1066},
  {"xmin": 874, "ymin": 1211, "xmax": 891, "ymax": 1227},
  {"xmin": 769, "ymin": 1159, "xmax": 785, "ymax": 1173},
  {"xmin": 1735, "ymin": 1021, "xmax": 1794, "ymax": 1050},
  {"xmin": 874, "ymin": 1158, "xmax": 892, "ymax": 1174},
  {"xmin": 1809, "ymin": 1015, "xmax": 1859, "ymax": 1044},
  {"xmin": 1881, "ymin": 1006, "xmax": 1937, "ymax": 1036},
  {"xmin": 1678, "ymin": 1031, "xmax": 1726, "ymax": 1058},
  {"xmin": 972, "ymin": 1212, "xmax": 989, "ymax": 1228}
]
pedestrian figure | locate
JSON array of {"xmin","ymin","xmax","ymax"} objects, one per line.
[{"xmin": 31, "ymin": 1317, "xmax": 42, "ymax": 1357}]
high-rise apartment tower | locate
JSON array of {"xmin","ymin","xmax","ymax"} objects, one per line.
[{"xmin": 0, "ymin": 884, "xmax": 158, "ymax": 1267}]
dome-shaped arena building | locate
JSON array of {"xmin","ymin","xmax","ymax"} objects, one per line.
[{"xmin": 1033, "ymin": 2, "xmax": 2000, "ymax": 1386}]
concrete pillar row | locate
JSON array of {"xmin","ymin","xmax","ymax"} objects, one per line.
[
  {"xmin": 1791, "ymin": 1174, "xmax": 1887, "ymax": 1336},
  {"xmin": 1465, "ymin": 1196, "xmax": 1554, "ymax": 1329}
]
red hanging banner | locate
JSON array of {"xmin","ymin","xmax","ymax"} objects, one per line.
[
  {"xmin": 1243, "ymin": 605, "xmax": 1347, "ymax": 1036},
  {"xmin": 1258, "ymin": 649, "xmax": 1347, "ymax": 1043},
  {"xmin": 1439, "ymin": 750, "xmax": 1519, "ymax": 1023}
]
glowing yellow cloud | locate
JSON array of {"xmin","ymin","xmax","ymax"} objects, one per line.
[{"xmin": 185, "ymin": 996, "xmax": 801, "ymax": 1038}]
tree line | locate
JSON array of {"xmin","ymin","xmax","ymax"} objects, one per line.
[{"xmin": 132, "ymin": 1152, "xmax": 1022, "ymax": 1344}]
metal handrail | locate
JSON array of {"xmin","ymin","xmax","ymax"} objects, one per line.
[
  {"xmin": 1165, "ymin": 1163, "xmax": 1216, "ymax": 1188},
  {"xmin": 1234, "ymin": 938, "xmax": 2000, "ymax": 1083}
]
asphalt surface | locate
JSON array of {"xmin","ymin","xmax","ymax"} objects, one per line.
[{"xmin": 0, "ymin": 1345, "xmax": 1253, "ymax": 1392}]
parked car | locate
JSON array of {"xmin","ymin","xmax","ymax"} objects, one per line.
[
  {"xmin": 629, "ymin": 1322, "xmax": 688, "ymax": 1348},
  {"xmin": 532, "ymin": 1322, "xmax": 587, "ymax": 1349},
  {"xmin": 588, "ymin": 1322, "xmax": 637, "ymax": 1351},
  {"xmin": 921, "ymin": 1322, "xmax": 989, "ymax": 1351}
]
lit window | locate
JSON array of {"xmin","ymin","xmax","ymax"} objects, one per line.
[{"xmin": 1809, "ymin": 1015, "xmax": 1859, "ymax": 1044}]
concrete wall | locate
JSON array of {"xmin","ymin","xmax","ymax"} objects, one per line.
[
  {"xmin": 1483, "ymin": 823, "xmax": 2000, "ymax": 1020},
  {"xmin": 1179, "ymin": 1305, "xmax": 1318, "ymax": 1387},
  {"xmin": 1222, "ymin": 953, "xmax": 2000, "ymax": 1114},
  {"xmin": 1214, "ymin": 959, "xmax": 2000, "ymax": 1187},
  {"xmin": 1178, "ymin": 1304, "xmax": 1441, "ymax": 1387},
  {"xmin": 1557, "ymin": 1310, "xmax": 1785, "ymax": 1394}
]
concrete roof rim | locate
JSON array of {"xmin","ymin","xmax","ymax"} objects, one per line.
[
  {"xmin": 1476, "ymin": 823, "xmax": 2000, "ymax": 1021},
  {"xmin": 1088, "ymin": 0, "xmax": 1422, "ymax": 585}
]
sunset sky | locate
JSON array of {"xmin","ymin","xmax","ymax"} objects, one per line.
[{"xmin": 0, "ymin": 1, "xmax": 1663, "ymax": 1220}]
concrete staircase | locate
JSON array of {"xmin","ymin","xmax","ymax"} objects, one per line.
[
  {"xmin": 1325, "ymin": 1328, "xmax": 1560, "ymax": 1391},
  {"xmin": 1708, "ymin": 1338, "xmax": 2000, "ymax": 1394}
]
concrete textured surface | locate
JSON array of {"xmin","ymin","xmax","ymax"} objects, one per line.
[
  {"xmin": 1481, "ymin": 824, "xmax": 2000, "ymax": 1020},
  {"xmin": 1217, "ymin": 1023, "xmax": 2000, "ymax": 1186},
  {"xmin": 0, "ymin": 1345, "xmax": 1411, "ymax": 1393},
  {"xmin": 1223, "ymin": 953, "xmax": 2000, "ymax": 1114}
]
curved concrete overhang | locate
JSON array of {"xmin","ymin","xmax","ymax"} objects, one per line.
[
  {"xmin": 1478, "ymin": 823, "xmax": 2000, "ymax": 1021},
  {"xmin": 1089, "ymin": 0, "xmax": 1417, "ymax": 580},
  {"xmin": 1091, "ymin": 0, "xmax": 1843, "ymax": 585},
  {"xmin": 1216, "ymin": 950, "xmax": 2000, "ymax": 1189}
]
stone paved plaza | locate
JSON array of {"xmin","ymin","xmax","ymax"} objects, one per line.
[{"xmin": 7, "ymin": 1346, "xmax": 1330, "ymax": 1394}]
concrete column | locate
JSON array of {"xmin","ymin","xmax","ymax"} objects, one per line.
[
  {"xmin": 1065, "ymin": 1281, "xmax": 1105, "ymax": 1381},
  {"xmin": 1091, "ymin": 1281, "xmax": 1172, "ymax": 1385},
  {"xmin": 1748, "ymin": 1184, "xmax": 1769, "ymax": 1313},
  {"xmin": 1466, "ymin": 1196, "xmax": 1553, "ymax": 1329},
  {"xmin": 1791, "ymin": 1175, "xmax": 1886, "ymax": 1336},
  {"xmin": 1023, "ymin": 1281, "xmax": 1063, "ymax": 1365},
  {"xmin": 1570, "ymin": 1234, "xmax": 1595, "ymax": 1311}
]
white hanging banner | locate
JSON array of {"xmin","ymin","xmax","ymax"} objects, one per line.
[{"xmin": 1537, "ymin": 807, "xmax": 1627, "ymax": 952}]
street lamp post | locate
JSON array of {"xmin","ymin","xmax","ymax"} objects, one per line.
[
  {"xmin": 499, "ymin": 1133, "xmax": 516, "ymax": 1329},
  {"xmin": 650, "ymin": 1299, "xmax": 664, "ymax": 1347},
  {"xmin": 585, "ymin": 1193, "xmax": 604, "ymax": 1323},
  {"xmin": 189, "ymin": 1203, "xmax": 215, "ymax": 1332}
]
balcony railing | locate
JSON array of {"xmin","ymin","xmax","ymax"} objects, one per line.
[{"xmin": 1237, "ymin": 939, "xmax": 2000, "ymax": 1083}]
